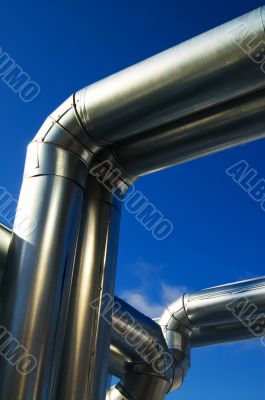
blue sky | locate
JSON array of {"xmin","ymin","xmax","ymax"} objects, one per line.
[{"xmin": 0, "ymin": 0, "xmax": 265, "ymax": 398}]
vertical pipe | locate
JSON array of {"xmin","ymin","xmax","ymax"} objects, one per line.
[
  {"xmin": 0, "ymin": 144, "xmax": 86, "ymax": 399},
  {"xmin": 56, "ymin": 175, "xmax": 121, "ymax": 400}
]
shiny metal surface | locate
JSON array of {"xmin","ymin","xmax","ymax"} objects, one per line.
[
  {"xmin": 111, "ymin": 296, "xmax": 168, "ymax": 362},
  {"xmin": 106, "ymin": 385, "xmax": 126, "ymax": 400},
  {"xmin": 108, "ymin": 277, "xmax": 265, "ymax": 396},
  {"xmin": 108, "ymin": 295, "xmax": 190, "ymax": 399},
  {"xmin": 0, "ymin": 145, "xmax": 85, "ymax": 399},
  {"xmin": 111, "ymin": 373, "xmax": 171, "ymax": 400},
  {"xmin": 56, "ymin": 176, "xmax": 121, "ymax": 400},
  {"xmin": 112, "ymin": 88, "xmax": 265, "ymax": 176},
  {"xmin": 2, "ymin": 6, "xmax": 265, "ymax": 399},
  {"xmin": 76, "ymin": 7, "xmax": 265, "ymax": 144},
  {"xmin": 33, "ymin": 7, "xmax": 265, "ymax": 182},
  {"xmin": 187, "ymin": 277, "xmax": 265, "ymax": 347},
  {"xmin": 0, "ymin": 223, "xmax": 11, "ymax": 284},
  {"xmin": 191, "ymin": 321, "xmax": 265, "ymax": 347},
  {"xmin": 109, "ymin": 345, "xmax": 128, "ymax": 379}
]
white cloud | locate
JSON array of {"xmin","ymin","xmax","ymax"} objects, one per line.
[
  {"xmin": 119, "ymin": 291, "xmax": 164, "ymax": 318},
  {"xmin": 118, "ymin": 258, "xmax": 188, "ymax": 318},
  {"xmin": 160, "ymin": 282, "xmax": 187, "ymax": 304},
  {"xmin": 120, "ymin": 282, "xmax": 187, "ymax": 319}
]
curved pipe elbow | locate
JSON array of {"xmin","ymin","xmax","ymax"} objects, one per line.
[
  {"xmin": 31, "ymin": 91, "xmax": 135, "ymax": 192},
  {"xmin": 158, "ymin": 294, "xmax": 192, "ymax": 392},
  {"xmin": 107, "ymin": 295, "xmax": 193, "ymax": 400}
]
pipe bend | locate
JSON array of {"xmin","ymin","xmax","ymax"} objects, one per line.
[
  {"xmin": 33, "ymin": 92, "xmax": 135, "ymax": 191},
  {"xmin": 158, "ymin": 294, "xmax": 192, "ymax": 392},
  {"xmin": 108, "ymin": 295, "xmax": 192, "ymax": 400}
]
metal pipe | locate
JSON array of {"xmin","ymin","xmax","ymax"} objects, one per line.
[
  {"xmin": 55, "ymin": 176, "xmax": 121, "ymax": 400},
  {"xmin": 191, "ymin": 321, "xmax": 265, "ymax": 347},
  {"xmin": 187, "ymin": 277, "xmax": 265, "ymax": 347},
  {"xmin": 111, "ymin": 296, "xmax": 168, "ymax": 362},
  {"xmin": 108, "ymin": 297, "xmax": 173, "ymax": 399},
  {"xmin": 0, "ymin": 144, "xmax": 86, "ymax": 399},
  {"xmin": 43, "ymin": 6, "xmax": 265, "ymax": 180},
  {"xmin": 76, "ymin": 7, "xmax": 265, "ymax": 144},
  {"xmin": 109, "ymin": 276, "xmax": 265, "ymax": 395},
  {"xmin": 1, "ymin": 6, "xmax": 265, "ymax": 399},
  {"xmin": 1, "ymin": 219, "xmax": 265, "ymax": 389},
  {"xmin": 111, "ymin": 88, "xmax": 265, "ymax": 176}
]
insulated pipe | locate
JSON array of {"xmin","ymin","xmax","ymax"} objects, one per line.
[
  {"xmin": 0, "ymin": 144, "xmax": 86, "ymax": 399},
  {"xmin": 107, "ymin": 296, "xmax": 190, "ymax": 399},
  {"xmin": 191, "ymin": 321, "xmax": 265, "ymax": 347},
  {"xmin": 186, "ymin": 276, "xmax": 265, "ymax": 347},
  {"xmin": 1, "ymin": 217, "xmax": 264, "ymax": 378},
  {"xmin": 1, "ymin": 6, "xmax": 265, "ymax": 399},
  {"xmin": 112, "ymin": 88, "xmax": 265, "ymax": 176},
  {"xmin": 111, "ymin": 296, "xmax": 169, "ymax": 363},
  {"xmin": 76, "ymin": 7, "xmax": 265, "ymax": 144},
  {"xmin": 109, "ymin": 277, "xmax": 265, "ymax": 382},
  {"xmin": 55, "ymin": 176, "xmax": 121, "ymax": 400}
]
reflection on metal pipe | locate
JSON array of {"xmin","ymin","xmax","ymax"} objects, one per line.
[
  {"xmin": 112, "ymin": 88, "xmax": 265, "ymax": 176},
  {"xmin": 187, "ymin": 277, "xmax": 265, "ymax": 347},
  {"xmin": 107, "ymin": 296, "xmax": 190, "ymax": 400},
  {"xmin": 109, "ymin": 277, "xmax": 265, "ymax": 387},
  {"xmin": 0, "ymin": 144, "xmax": 86, "ymax": 399},
  {"xmin": 1, "ymin": 5, "xmax": 265, "ymax": 399},
  {"xmin": 56, "ymin": 176, "xmax": 121, "ymax": 400},
  {"xmin": 76, "ymin": 7, "xmax": 265, "ymax": 144}
]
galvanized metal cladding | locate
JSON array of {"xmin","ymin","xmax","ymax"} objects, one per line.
[{"xmin": 0, "ymin": 5, "xmax": 265, "ymax": 400}]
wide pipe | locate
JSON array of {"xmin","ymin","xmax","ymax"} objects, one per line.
[
  {"xmin": 112, "ymin": 88, "xmax": 265, "ymax": 176},
  {"xmin": 76, "ymin": 7, "xmax": 265, "ymax": 145},
  {"xmin": 0, "ymin": 145, "xmax": 86, "ymax": 399}
]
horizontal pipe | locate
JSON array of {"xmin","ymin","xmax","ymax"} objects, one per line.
[
  {"xmin": 76, "ymin": 7, "xmax": 265, "ymax": 146},
  {"xmin": 112, "ymin": 87, "xmax": 265, "ymax": 176},
  {"xmin": 34, "ymin": 7, "xmax": 265, "ymax": 182},
  {"xmin": 187, "ymin": 277, "xmax": 265, "ymax": 347},
  {"xmin": 191, "ymin": 321, "xmax": 264, "ymax": 347},
  {"xmin": 109, "ymin": 276, "xmax": 265, "ymax": 382}
]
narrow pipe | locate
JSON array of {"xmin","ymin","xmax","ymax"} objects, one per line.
[
  {"xmin": 55, "ymin": 176, "xmax": 121, "ymax": 400},
  {"xmin": 187, "ymin": 277, "xmax": 265, "ymax": 347},
  {"xmin": 109, "ymin": 276, "xmax": 265, "ymax": 392},
  {"xmin": 191, "ymin": 321, "xmax": 265, "ymax": 347}
]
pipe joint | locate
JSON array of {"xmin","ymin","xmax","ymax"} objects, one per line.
[
  {"xmin": 33, "ymin": 92, "xmax": 135, "ymax": 194},
  {"xmin": 24, "ymin": 141, "xmax": 89, "ymax": 189}
]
